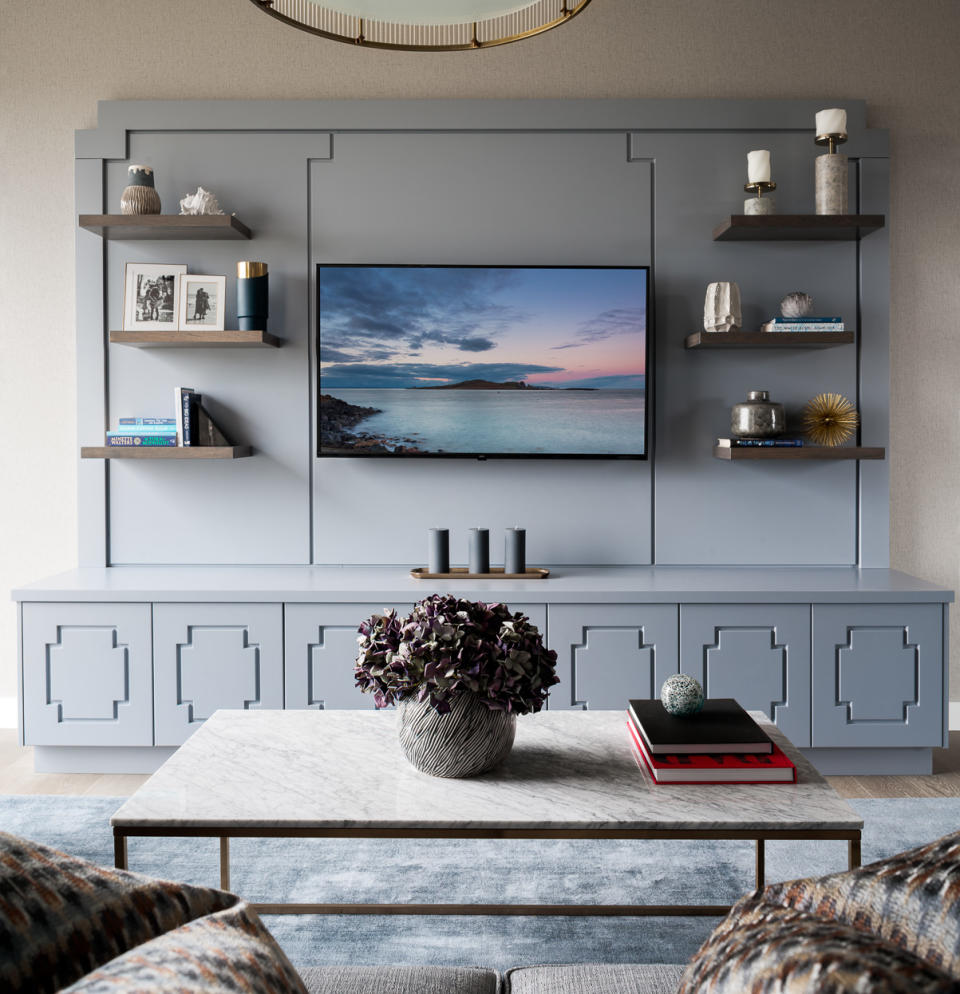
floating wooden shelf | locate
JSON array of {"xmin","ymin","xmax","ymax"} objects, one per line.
[
  {"xmin": 686, "ymin": 330, "xmax": 854, "ymax": 349},
  {"xmin": 410, "ymin": 567, "xmax": 550, "ymax": 580},
  {"xmin": 110, "ymin": 330, "xmax": 280, "ymax": 348},
  {"xmin": 78, "ymin": 214, "xmax": 252, "ymax": 239},
  {"xmin": 81, "ymin": 446, "xmax": 252, "ymax": 460},
  {"xmin": 712, "ymin": 214, "xmax": 885, "ymax": 241},
  {"xmin": 714, "ymin": 445, "xmax": 885, "ymax": 461}
]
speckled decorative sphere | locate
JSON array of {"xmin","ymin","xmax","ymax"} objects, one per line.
[{"xmin": 660, "ymin": 675, "xmax": 705, "ymax": 717}]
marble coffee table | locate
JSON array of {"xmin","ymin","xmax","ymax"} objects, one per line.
[{"xmin": 111, "ymin": 709, "xmax": 862, "ymax": 917}]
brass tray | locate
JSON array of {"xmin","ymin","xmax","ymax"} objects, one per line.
[{"xmin": 410, "ymin": 566, "xmax": 550, "ymax": 580}]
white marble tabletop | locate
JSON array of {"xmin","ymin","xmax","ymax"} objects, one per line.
[{"xmin": 111, "ymin": 710, "xmax": 862, "ymax": 833}]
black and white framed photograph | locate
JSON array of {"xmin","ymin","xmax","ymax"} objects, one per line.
[
  {"xmin": 178, "ymin": 274, "xmax": 226, "ymax": 330},
  {"xmin": 123, "ymin": 262, "xmax": 187, "ymax": 331}
]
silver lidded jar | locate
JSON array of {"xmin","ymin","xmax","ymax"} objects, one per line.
[
  {"xmin": 730, "ymin": 390, "xmax": 784, "ymax": 438},
  {"xmin": 120, "ymin": 165, "xmax": 161, "ymax": 216}
]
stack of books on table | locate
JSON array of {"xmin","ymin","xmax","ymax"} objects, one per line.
[
  {"xmin": 760, "ymin": 316, "xmax": 844, "ymax": 333},
  {"xmin": 105, "ymin": 418, "xmax": 178, "ymax": 447},
  {"xmin": 626, "ymin": 698, "xmax": 797, "ymax": 784}
]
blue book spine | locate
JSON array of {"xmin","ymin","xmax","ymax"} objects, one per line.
[
  {"xmin": 769, "ymin": 316, "xmax": 842, "ymax": 323},
  {"xmin": 117, "ymin": 417, "xmax": 178, "ymax": 425},
  {"xmin": 106, "ymin": 434, "xmax": 178, "ymax": 447},
  {"xmin": 732, "ymin": 439, "xmax": 803, "ymax": 447},
  {"xmin": 110, "ymin": 425, "xmax": 177, "ymax": 435}
]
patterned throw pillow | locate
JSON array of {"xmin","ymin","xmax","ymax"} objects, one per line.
[
  {"xmin": 678, "ymin": 892, "xmax": 959, "ymax": 994},
  {"xmin": 679, "ymin": 830, "xmax": 960, "ymax": 994},
  {"xmin": 0, "ymin": 832, "xmax": 305, "ymax": 994},
  {"xmin": 61, "ymin": 902, "xmax": 308, "ymax": 994},
  {"xmin": 764, "ymin": 830, "xmax": 960, "ymax": 976}
]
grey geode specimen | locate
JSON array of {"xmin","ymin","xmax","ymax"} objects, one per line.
[
  {"xmin": 780, "ymin": 292, "xmax": 814, "ymax": 317},
  {"xmin": 703, "ymin": 281, "xmax": 742, "ymax": 332}
]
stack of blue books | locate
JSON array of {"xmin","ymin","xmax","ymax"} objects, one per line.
[
  {"xmin": 106, "ymin": 418, "xmax": 178, "ymax": 447},
  {"xmin": 761, "ymin": 316, "xmax": 844, "ymax": 332}
]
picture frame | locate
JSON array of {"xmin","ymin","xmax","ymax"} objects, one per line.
[
  {"xmin": 123, "ymin": 263, "xmax": 187, "ymax": 331},
  {"xmin": 178, "ymin": 274, "xmax": 227, "ymax": 331}
]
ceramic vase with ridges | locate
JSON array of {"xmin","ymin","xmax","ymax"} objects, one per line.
[
  {"xmin": 397, "ymin": 692, "xmax": 516, "ymax": 778},
  {"xmin": 120, "ymin": 165, "xmax": 161, "ymax": 215}
]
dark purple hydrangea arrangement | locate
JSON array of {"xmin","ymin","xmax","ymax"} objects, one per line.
[{"xmin": 355, "ymin": 594, "xmax": 559, "ymax": 714}]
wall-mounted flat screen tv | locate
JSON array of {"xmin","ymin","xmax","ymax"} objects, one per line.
[{"xmin": 317, "ymin": 264, "xmax": 649, "ymax": 459}]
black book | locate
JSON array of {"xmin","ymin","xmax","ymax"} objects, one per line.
[{"xmin": 627, "ymin": 698, "xmax": 772, "ymax": 754}]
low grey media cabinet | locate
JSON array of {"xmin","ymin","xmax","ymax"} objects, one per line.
[{"xmin": 12, "ymin": 566, "xmax": 952, "ymax": 776}]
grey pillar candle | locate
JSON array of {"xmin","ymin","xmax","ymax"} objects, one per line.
[
  {"xmin": 428, "ymin": 529, "xmax": 449, "ymax": 574},
  {"xmin": 468, "ymin": 528, "xmax": 490, "ymax": 575},
  {"xmin": 505, "ymin": 527, "xmax": 526, "ymax": 574}
]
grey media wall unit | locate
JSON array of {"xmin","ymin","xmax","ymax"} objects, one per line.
[
  {"xmin": 12, "ymin": 98, "xmax": 954, "ymax": 773},
  {"xmin": 13, "ymin": 567, "xmax": 951, "ymax": 775}
]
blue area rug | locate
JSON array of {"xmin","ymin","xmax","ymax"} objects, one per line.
[{"xmin": 1, "ymin": 795, "xmax": 956, "ymax": 970}]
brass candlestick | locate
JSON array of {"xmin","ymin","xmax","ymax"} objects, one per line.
[
  {"xmin": 815, "ymin": 131, "xmax": 848, "ymax": 154},
  {"xmin": 744, "ymin": 180, "xmax": 776, "ymax": 215},
  {"xmin": 815, "ymin": 130, "xmax": 848, "ymax": 214}
]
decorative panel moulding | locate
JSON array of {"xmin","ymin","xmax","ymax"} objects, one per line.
[{"xmin": 48, "ymin": 627, "xmax": 130, "ymax": 722}]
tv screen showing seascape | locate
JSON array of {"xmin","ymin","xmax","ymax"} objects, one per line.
[{"xmin": 317, "ymin": 265, "xmax": 649, "ymax": 459}]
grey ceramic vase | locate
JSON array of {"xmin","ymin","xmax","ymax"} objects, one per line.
[
  {"xmin": 730, "ymin": 390, "xmax": 784, "ymax": 438},
  {"xmin": 120, "ymin": 165, "xmax": 161, "ymax": 215},
  {"xmin": 397, "ymin": 692, "xmax": 516, "ymax": 778}
]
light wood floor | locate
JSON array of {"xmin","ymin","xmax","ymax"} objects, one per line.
[{"xmin": 3, "ymin": 727, "xmax": 960, "ymax": 798}]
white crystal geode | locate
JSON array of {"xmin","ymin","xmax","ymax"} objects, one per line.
[
  {"xmin": 780, "ymin": 291, "xmax": 814, "ymax": 317},
  {"xmin": 704, "ymin": 281, "xmax": 742, "ymax": 332},
  {"xmin": 179, "ymin": 186, "xmax": 224, "ymax": 216}
]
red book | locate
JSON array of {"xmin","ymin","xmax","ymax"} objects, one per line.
[{"xmin": 626, "ymin": 718, "xmax": 796, "ymax": 785}]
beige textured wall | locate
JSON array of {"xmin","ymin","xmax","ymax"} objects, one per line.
[{"xmin": 2, "ymin": 0, "xmax": 958, "ymax": 712}]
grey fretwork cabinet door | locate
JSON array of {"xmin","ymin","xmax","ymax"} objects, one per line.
[
  {"xmin": 680, "ymin": 605, "xmax": 810, "ymax": 747},
  {"xmin": 812, "ymin": 604, "xmax": 943, "ymax": 748},
  {"xmin": 153, "ymin": 604, "xmax": 283, "ymax": 745},
  {"xmin": 547, "ymin": 604, "xmax": 679, "ymax": 709},
  {"xmin": 21, "ymin": 603, "xmax": 153, "ymax": 746},
  {"xmin": 284, "ymin": 603, "xmax": 412, "ymax": 709}
]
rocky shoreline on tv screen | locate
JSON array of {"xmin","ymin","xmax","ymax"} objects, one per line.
[{"xmin": 319, "ymin": 393, "xmax": 425, "ymax": 454}]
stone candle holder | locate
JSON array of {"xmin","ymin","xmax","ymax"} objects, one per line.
[{"xmin": 815, "ymin": 131, "xmax": 848, "ymax": 215}]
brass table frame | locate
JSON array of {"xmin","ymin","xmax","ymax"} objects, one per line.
[{"xmin": 113, "ymin": 823, "xmax": 862, "ymax": 917}]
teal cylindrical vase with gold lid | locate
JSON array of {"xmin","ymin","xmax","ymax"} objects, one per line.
[
  {"xmin": 120, "ymin": 165, "xmax": 161, "ymax": 215},
  {"xmin": 237, "ymin": 261, "xmax": 269, "ymax": 331}
]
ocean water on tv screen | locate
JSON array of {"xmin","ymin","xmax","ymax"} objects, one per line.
[{"xmin": 322, "ymin": 387, "xmax": 645, "ymax": 456}]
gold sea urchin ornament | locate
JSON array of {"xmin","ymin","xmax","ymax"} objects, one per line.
[{"xmin": 802, "ymin": 392, "xmax": 859, "ymax": 446}]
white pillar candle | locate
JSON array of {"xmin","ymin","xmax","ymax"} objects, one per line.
[
  {"xmin": 816, "ymin": 108, "xmax": 847, "ymax": 136},
  {"xmin": 747, "ymin": 150, "xmax": 771, "ymax": 183}
]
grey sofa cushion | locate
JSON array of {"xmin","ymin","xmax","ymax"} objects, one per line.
[
  {"xmin": 299, "ymin": 965, "xmax": 500, "ymax": 994},
  {"xmin": 505, "ymin": 963, "xmax": 686, "ymax": 994}
]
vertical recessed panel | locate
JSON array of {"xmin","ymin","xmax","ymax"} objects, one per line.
[
  {"xmin": 812, "ymin": 604, "xmax": 942, "ymax": 747},
  {"xmin": 548, "ymin": 604, "xmax": 678, "ymax": 709},
  {"xmin": 21, "ymin": 603, "xmax": 153, "ymax": 746},
  {"xmin": 153, "ymin": 603, "xmax": 282, "ymax": 745},
  {"xmin": 284, "ymin": 603, "xmax": 412, "ymax": 709},
  {"xmin": 311, "ymin": 132, "xmax": 653, "ymax": 566},
  {"xmin": 681, "ymin": 604, "xmax": 810, "ymax": 747}
]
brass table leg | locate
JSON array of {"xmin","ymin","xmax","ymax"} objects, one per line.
[
  {"xmin": 220, "ymin": 837, "xmax": 231, "ymax": 891},
  {"xmin": 114, "ymin": 832, "xmax": 128, "ymax": 870},
  {"xmin": 849, "ymin": 835, "xmax": 861, "ymax": 870}
]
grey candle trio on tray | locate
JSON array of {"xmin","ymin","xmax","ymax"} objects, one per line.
[{"xmin": 427, "ymin": 527, "xmax": 527, "ymax": 575}]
